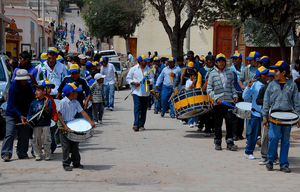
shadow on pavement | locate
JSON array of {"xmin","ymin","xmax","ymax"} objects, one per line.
[
  {"xmin": 83, "ymin": 164, "xmax": 114, "ymax": 171},
  {"xmin": 80, "ymin": 147, "xmax": 117, "ymax": 152},
  {"xmin": 145, "ymin": 129, "xmax": 175, "ymax": 131}
]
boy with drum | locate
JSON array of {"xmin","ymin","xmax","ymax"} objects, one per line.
[
  {"xmin": 262, "ymin": 61, "xmax": 300, "ymax": 173},
  {"xmin": 27, "ymin": 85, "xmax": 53, "ymax": 161},
  {"xmin": 242, "ymin": 66, "xmax": 268, "ymax": 160},
  {"xmin": 207, "ymin": 53, "xmax": 238, "ymax": 151},
  {"xmin": 57, "ymin": 83, "xmax": 95, "ymax": 171}
]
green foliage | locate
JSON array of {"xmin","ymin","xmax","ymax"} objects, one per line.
[
  {"xmin": 82, "ymin": 0, "xmax": 145, "ymax": 39},
  {"xmin": 73, "ymin": 0, "xmax": 85, "ymax": 9}
]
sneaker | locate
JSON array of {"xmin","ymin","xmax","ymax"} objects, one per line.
[
  {"xmin": 166, "ymin": 110, "xmax": 169, "ymax": 113},
  {"xmin": 31, "ymin": 150, "xmax": 35, "ymax": 157},
  {"xmin": 132, "ymin": 125, "xmax": 139, "ymax": 132},
  {"xmin": 274, "ymin": 157, "xmax": 279, "ymax": 165},
  {"xmin": 197, "ymin": 126, "xmax": 203, "ymax": 131},
  {"xmin": 244, "ymin": 153, "xmax": 256, "ymax": 160},
  {"xmin": 99, "ymin": 120, "xmax": 103, "ymax": 124},
  {"xmin": 189, "ymin": 124, "xmax": 194, "ymax": 128},
  {"xmin": 193, "ymin": 122, "xmax": 197, "ymax": 126},
  {"xmin": 233, "ymin": 136, "xmax": 238, "ymax": 141},
  {"xmin": 45, "ymin": 155, "xmax": 52, "ymax": 161},
  {"xmin": 215, "ymin": 144, "xmax": 222, "ymax": 150},
  {"xmin": 266, "ymin": 161, "xmax": 273, "ymax": 171},
  {"xmin": 139, "ymin": 126, "xmax": 145, "ymax": 130},
  {"xmin": 161, "ymin": 113, "xmax": 165, "ymax": 117},
  {"xmin": 19, "ymin": 156, "xmax": 30, "ymax": 159},
  {"xmin": 73, "ymin": 164, "xmax": 84, "ymax": 169},
  {"xmin": 171, "ymin": 115, "xmax": 175, "ymax": 118},
  {"xmin": 35, "ymin": 156, "xmax": 42, "ymax": 161},
  {"xmin": 280, "ymin": 166, "xmax": 291, "ymax": 173},
  {"xmin": 63, "ymin": 166, "xmax": 73, "ymax": 171},
  {"xmin": 238, "ymin": 136, "xmax": 245, "ymax": 140},
  {"xmin": 57, "ymin": 143, "xmax": 62, "ymax": 148},
  {"xmin": 93, "ymin": 121, "xmax": 98, "ymax": 125},
  {"xmin": 2, "ymin": 153, "xmax": 10, "ymax": 162},
  {"xmin": 204, "ymin": 132, "xmax": 211, "ymax": 137},
  {"xmin": 227, "ymin": 143, "xmax": 238, "ymax": 151},
  {"xmin": 180, "ymin": 120, "xmax": 184, "ymax": 124},
  {"xmin": 197, "ymin": 128, "xmax": 202, "ymax": 132},
  {"xmin": 259, "ymin": 158, "xmax": 268, "ymax": 165},
  {"xmin": 104, "ymin": 107, "xmax": 108, "ymax": 110},
  {"xmin": 147, "ymin": 107, "xmax": 151, "ymax": 110},
  {"xmin": 154, "ymin": 111, "xmax": 158, "ymax": 114},
  {"xmin": 109, "ymin": 107, "xmax": 113, "ymax": 111}
]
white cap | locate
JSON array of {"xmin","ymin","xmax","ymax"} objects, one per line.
[
  {"xmin": 14, "ymin": 69, "xmax": 30, "ymax": 81},
  {"xmin": 94, "ymin": 73, "xmax": 106, "ymax": 80},
  {"xmin": 78, "ymin": 54, "xmax": 86, "ymax": 59}
]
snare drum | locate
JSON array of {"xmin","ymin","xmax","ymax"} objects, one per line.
[
  {"xmin": 269, "ymin": 112, "xmax": 299, "ymax": 125},
  {"xmin": 66, "ymin": 118, "xmax": 94, "ymax": 142},
  {"xmin": 171, "ymin": 88, "xmax": 212, "ymax": 119},
  {"xmin": 233, "ymin": 102, "xmax": 252, "ymax": 119},
  {"xmin": 27, "ymin": 110, "xmax": 48, "ymax": 128}
]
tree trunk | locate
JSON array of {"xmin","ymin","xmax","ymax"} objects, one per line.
[
  {"xmin": 279, "ymin": 39, "xmax": 287, "ymax": 62},
  {"xmin": 108, "ymin": 36, "xmax": 111, "ymax": 50},
  {"xmin": 292, "ymin": 29, "xmax": 300, "ymax": 64},
  {"xmin": 125, "ymin": 38, "xmax": 130, "ymax": 54}
]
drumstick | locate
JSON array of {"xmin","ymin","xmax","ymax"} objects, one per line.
[
  {"xmin": 116, "ymin": 84, "xmax": 119, "ymax": 92},
  {"xmin": 261, "ymin": 125, "xmax": 266, "ymax": 145},
  {"xmin": 39, "ymin": 98, "xmax": 49, "ymax": 119},
  {"xmin": 58, "ymin": 127, "xmax": 75, "ymax": 133},
  {"xmin": 16, "ymin": 122, "xmax": 27, "ymax": 126}
]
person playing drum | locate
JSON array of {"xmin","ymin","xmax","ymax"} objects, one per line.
[
  {"xmin": 57, "ymin": 83, "xmax": 95, "ymax": 171},
  {"xmin": 262, "ymin": 61, "xmax": 300, "ymax": 173},
  {"xmin": 27, "ymin": 85, "xmax": 53, "ymax": 161},
  {"xmin": 242, "ymin": 66, "xmax": 269, "ymax": 160},
  {"xmin": 207, "ymin": 53, "xmax": 238, "ymax": 151},
  {"xmin": 185, "ymin": 71, "xmax": 199, "ymax": 128}
]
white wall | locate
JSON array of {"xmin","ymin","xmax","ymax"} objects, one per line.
[{"xmin": 114, "ymin": 7, "xmax": 214, "ymax": 58}]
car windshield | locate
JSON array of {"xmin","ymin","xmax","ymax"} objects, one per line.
[
  {"xmin": 100, "ymin": 51, "xmax": 117, "ymax": 57},
  {"xmin": 0, "ymin": 60, "xmax": 6, "ymax": 81},
  {"xmin": 111, "ymin": 62, "xmax": 121, "ymax": 71}
]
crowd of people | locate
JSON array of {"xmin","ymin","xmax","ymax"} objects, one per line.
[
  {"xmin": 1, "ymin": 46, "xmax": 300, "ymax": 174},
  {"xmin": 126, "ymin": 50, "xmax": 300, "ymax": 174},
  {"xmin": 1, "ymin": 47, "xmax": 120, "ymax": 171}
]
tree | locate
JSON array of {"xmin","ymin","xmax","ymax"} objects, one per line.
[
  {"xmin": 73, "ymin": 0, "xmax": 85, "ymax": 10},
  {"xmin": 145, "ymin": 0, "xmax": 204, "ymax": 59},
  {"xmin": 222, "ymin": 0, "xmax": 300, "ymax": 62},
  {"xmin": 82, "ymin": 0, "xmax": 145, "ymax": 52}
]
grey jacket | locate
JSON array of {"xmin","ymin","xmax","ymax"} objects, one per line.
[
  {"xmin": 262, "ymin": 79, "xmax": 300, "ymax": 118},
  {"xmin": 90, "ymin": 81, "xmax": 104, "ymax": 103}
]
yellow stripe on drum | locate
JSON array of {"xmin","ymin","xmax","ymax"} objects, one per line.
[
  {"xmin": 269, "ymin": 118, "xmax": 285, "ymax": 125},
  {"xmin": 174, "ymin": 95, "xmax": 209, "ymax": 110}
]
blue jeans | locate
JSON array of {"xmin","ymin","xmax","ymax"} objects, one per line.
[
  {"xmin": 245, "ymin": 114, "xmax": 261, "ymax": 154},
  {"xmin": 245, "ymin": 98, "xmax": 252, "ymax": 137},
  {"xmin": 188, "ymin": 117, "xmax": 198, "ymax": 125},
  {"xmin": 161, "ymin": 85, "xmax": 174, "ymax": 116},
  {"xmin": 268, "ymin": 123, "xmax": 291, "ymax": 168},
  {"xmin": 153, "ymin": 85, "xmax": 162, "ymax": 112},
  {"xmin": 132, "ymin": 94, "xmax": 149, "ymax": 127},
  {"xmin": 1, "ymin": 116, "xmax": 31, "ymax": 159},
  {"xmin": 77, "ymin": 47, "xmax": 80, "ymax": 52},
  {"xmin": 103, "ymin": 84, "xmax": 115, "ymax": 108}
]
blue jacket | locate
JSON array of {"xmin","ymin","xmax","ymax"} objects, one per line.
[
  {"xmin": 242, "ymin": 80, "xmax": 264, "ymax": 117},
  {"xmin": 27, "ymin": 97, "xmax": 52, "ymax": 126},
  {"xmin": 193, "ymin": 59, "xmax": 202, "ymax": 72},
  {"xmin": 6, "ymin": 81, "xmax": 35, "ymax": 118}
]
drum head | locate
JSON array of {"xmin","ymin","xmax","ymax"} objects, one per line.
[
  {"xmin": 50, "ymin": 120, "xmax": 56, "ymax": 127},
  {"xmin": 67, "ymin": 118, "xmax": 92, "ymax": 132},
  {"xmin": 271, "ymin": 112, "xmax": 298, "ymax": 120},
  {"xmin": 236, "ymin": 102, "xmax": 252, "ymax": 110}
]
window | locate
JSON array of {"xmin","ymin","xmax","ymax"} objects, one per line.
[{"xmin": 0, "ymin": 60, "xmax": 6, "ymax": 81}]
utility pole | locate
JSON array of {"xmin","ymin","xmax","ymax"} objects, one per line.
[
  {"xmin": 0, "ymin": 0, "xmax": 4, "ymax": 54},
  {"xmin": 186, "ymin": 5, "xmax": 190, "ymax": 54},
  {"xmin": 38, "ymin": 0, "xmax": 40, "ymax": 17},
  {"xmin": 42, "ymin": 0, "xmax": 45, "ymax": 52}
]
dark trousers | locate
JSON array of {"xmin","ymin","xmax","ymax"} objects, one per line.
[
  {"xmin": 132, "ymin": 94, "xmax": 149, "ymax": 128},
  {"xmin": 202, "ymin": 110, "xmax": 214, "ymax": 133},
  {"xmin": 1, "ymin": 116, "xmax": 31, "ymax": 159},
  {"xmin": 59, "ymin": 130, "xmax": 80, "ymax": 167},
  {"xmin": 92, "ymin": 103, "xmax": 104, "ymax": 122},
  {"xmin": 213, "ymin": 105, "xmax": 234, "ymax": 143},
  {"xmin": 232, "ymin": 96, "xmax": 244, "ymax": 137}
]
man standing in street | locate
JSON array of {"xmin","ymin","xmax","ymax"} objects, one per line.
[
  {"xmin": 127, "ymin": 52, "xmax": 134, "ymax": 62},
  {"xmin": 100, "ymin": 57, "xmax": 119, "ymax": 111},
  {"xmin": 126, "ymin": 55, "xmax": 154, "ymax": 132},
  {"xmin": 187, "ymin": 50, "xmax": 201, "ymax": 72}
]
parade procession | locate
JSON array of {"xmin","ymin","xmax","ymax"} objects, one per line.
[{"xmin": 1, "ymin": 0, "xmax": 300, "ymax": 191}]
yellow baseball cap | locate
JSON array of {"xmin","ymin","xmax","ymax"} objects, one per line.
[
  {"xmin": 138, "ymin": 55, "xmax": 149, "ymax": 62},
  {"xmin": 70, "ymin": 64, "xmax": 80, "ymax": 73},
  {"xmin": 47, "ymin": 47, "xmax": 58, "ymax": 54},
  {"xmin": 40, "ymin": 52, "xmax": 48, "ymax": 62},
  {"xmin": 187, "ymin": 61, "xmax": 194, "ymax": 69},
  {"xmin": 216, "ymin": 53, "xmax": 226, "ymax": 61},
  {"xmin": 168, "ymin": 57, "xmax": 175, "ymax": 62}
]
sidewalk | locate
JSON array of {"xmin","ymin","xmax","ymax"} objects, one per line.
[{"xmin": 1, "ymin": 88, "xmax": 300, "ymax": 191}]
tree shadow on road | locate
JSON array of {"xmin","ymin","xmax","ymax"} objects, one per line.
[
  {"xmin": 83, "ymin": 164, "xmax": 115, "ymax": 171},
  {"xmin": 145, "ymin": 129, "xmax": 175, "ymax": 131},
  {"xmin": 79, "ymin": 147, "xmax": 117, "ymax": 152}
]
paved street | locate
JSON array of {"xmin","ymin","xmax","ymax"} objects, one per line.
[{"xmin": 1, "ymin": 88, "xmax": 300, "ymax": 191}]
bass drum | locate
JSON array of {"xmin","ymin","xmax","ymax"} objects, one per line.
[
  {"xmin": 66, "ymin": 118, "xmax": 94, "ymax": 142},
  {"xmin": 171, "ymin": 88, "xmax": 212, "ymax": 120}
]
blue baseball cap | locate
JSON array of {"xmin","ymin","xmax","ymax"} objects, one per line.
[
  {"xmin": 256, "ymin": 66, "xmax": 269, "ymax": 77},
  {"xmin": 216, "ymin": 53, "xmax": 226, "ymax": 61},
  {"xmin": 168, "ymin": 57, "xmax": 175, "ymax": 63},
  {"xmin": 257, "ymin": 56, "xmax": 270, "ymax": 68},
  {"xmin": 269, "ymin": 61, "xmax": 290, "ymax": 72},
  {"xmin": 138, "ymin": 55, "xmax": 149, "ymax": 62},
  {"xmin": 62, "ymin": 83, "xmax": 82, "ymax": 95},
  {"xmin": 47, "ymin": 47, "xmax": 58, "ymax": 54},
  {"xmin": 231, "ymin": 52, "xmax": 242, "ymax": 59},
  {"xmin": 42, "ymin": 79, "xmax": 55, "ymax": 88},
  {"xmin": 99, "ymin": 57, "xmax": 106, "ymax": 64},
  {"xmin": 69, "ymin": 64, "xmax": 80, "ymax": 73},
  {"xmin": 268, "ymin": 69, "xmax": 275, "ymax": 76},
  {"xmin": 246, "ymin": 51, "xmax": 260, "ymax": 60},
  {"xmin": 85, "ymin": 62, "xmax": 94, "ymax": 69}
]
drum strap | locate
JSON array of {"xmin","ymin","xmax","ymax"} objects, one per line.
[{"xmin": 251, "ymin": 108, "xmax": 261, "ymax": 114}]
